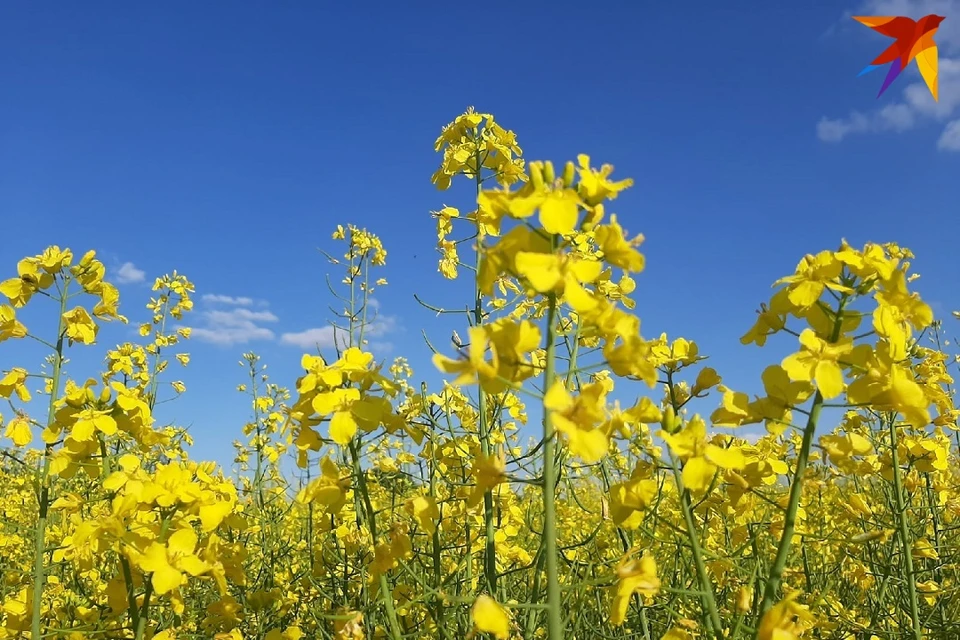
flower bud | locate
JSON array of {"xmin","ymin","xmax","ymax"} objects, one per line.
[
  {"xmin": 660, "ymin": 405, "xmax": 682, "ymax": 434},
  {"xmin": 542, "ymin": 161, "xmax": 556, "ymax": 184},
  {"xmin": 561, "ymin": 161, "xmax": 576, "ymax": 187},
  {"xmin": 529, "ymin": 162, "xmax": 545, "ymax": 190},
  {"xmin": 736, "ymin": 586, "xmax": 752, "ymax": 613}
]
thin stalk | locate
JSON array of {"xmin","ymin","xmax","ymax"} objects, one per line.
[
  {"xmin": 135, "ymin": 515, "xmax": 172, "ymax": 640},
  {"xmin": 473, "ymin": 141, "xmax": 497, "ymax": 595},
  {"xmin": 31, "ymin": 276, "xmax": 70, "ymax": 639},
  {"xmin": 666, "ymin": 372, "xmax": 723, "ymax": 638},
  {"xmin": 349, "ymin": 440, "xmax": 404, "ymax": 640},
  {"xmin": 670, "ymin": 452, "xmax": 725, "ymax": 637},
  {"xmin": 541, "ymin": 292, "xmax": 563, "ymax": 640},
  {"xmin": 888, "ymin": 415, "xmax": 923, "ymax": 640},
  {"xmin": 755, "ymin": 294, "xmax": 847, "ymax": 622}
]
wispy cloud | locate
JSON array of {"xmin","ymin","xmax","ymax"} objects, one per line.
[
  {"xmin": 937, "ymin": 118, "xmax": 960, "ymax": 148},
  {"xmin": 188, "ymin": 293, "xmax": 399, "ymax": 350},
  {"xmin": 280, "ymin": 314, "xmax": 398, "ymax": 350},
  {"xmin": 115, "ymin": 261, "xmax": 146, "ymax": 284},
  {"xmin": 818, "ymin": 0, "xmax": 960, "ymax": 149},
  {"xmin": 201, "ymin": 294, "xmax": 254, "ymax": 306},
  {"xmin": 190, "ymin": 295, "xmax": 278, "ymax": 346},
  {"xmin": 279, "ymin": 326, "xmax": 340, "ymax": 349}
]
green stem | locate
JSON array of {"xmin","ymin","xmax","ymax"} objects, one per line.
[
  {"xmin": 425, "ymin": 394, "xmax": 447, "ymax": 639},
  {"xmin": 31, "ymin": 277, "xmax": 70, "ymax": 638},
  {"xmin": 146, "ymin": 295, "xmax": 170, "ymax": 410},
  {"xmin": 250, "ymin": 361, "xmax": 265, "ymax": 509},
  {"xmin": 472, "ymin": 141, "xmax": 497, "ymax": 596},
  {"xmin": 135, "ymin": 515, "xmax": 172, "ymax": 640},
  {"xmin": 666, "ymin": 372, "xmax": 723, "ymax": 638},
  {"xmin": 755, "ymin": 295, "xmax": 847, "ymax": 623},
  {"xmin": 349, "ymin": 440, "xmax": 404, "ymax": 640},
  {"xmin": 889, "ymin": 415, "xmax": 923, "ymax": 640},
  {"xmin": 541, "ymin": 292, "xmax": 563, "ymax": 640},
  {"xmin": 672, "ymin": 460, "xmax": 724, "ymax": 632}
]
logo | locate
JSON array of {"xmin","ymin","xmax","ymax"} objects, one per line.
[{"xmin": 853, "ymin": 14, "xmax": 945, "ymax": 101}]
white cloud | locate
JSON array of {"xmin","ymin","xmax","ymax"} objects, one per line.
[
  {"xmin": 280, "ymin": 315, "xmax": 398, "ymax": 350},
  {"xmin": 937, "ymin": 119, "xmax": 960, "ymax": 149},
  {"xmin": 816, "ymin": 103, "xmax": 918, "ymax": 141},
  {"xmin": 190, "ymin": 306, "xmax": 279, "ymax": 346},
  {"xmin": 819, "ymin": 0, "xmax": 960, "ymax": 148},
  {"xmin": 280, "ymin": 326, "xmax": 339, "ymax": 349},
  {"xmin": 115, "ymin": 262, "xmax": 145, "ymax": 284},
  {"xmin": 202, "ymin": 294, "xmax": 254, "ymax": 306},
  {"xmin": 188, "ymin": 292, "xmax": 399, "ymax": 350},
  {"xmin": 734, "ymin": 428, "xmax": 767, "ymax": 444}
]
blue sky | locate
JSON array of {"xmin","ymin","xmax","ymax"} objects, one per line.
[{"xmin": 2, "ymin": 0, "xmax": 958, "ymax": 465}]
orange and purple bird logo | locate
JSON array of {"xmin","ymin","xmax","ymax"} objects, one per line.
[{"xmin": 853, "ymin": 14, "xmax": 945, "ymax": 101}]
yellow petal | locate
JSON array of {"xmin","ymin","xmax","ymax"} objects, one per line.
[
  {"xmin": 681, "ymin": 457, "xmax": 716, "ymax": 494},
  {"xmin": 514, "ymin": 252, "xmax": 562, "ymax": 293},
  {"xmin": 330, "ymin": 410, "xmax": 358, "ymax": 445},
  {"xmin": 705, "ymin": 444, "xmax": 746, "ymax": 470},
  {"xmin": 814, "ymin": 360, "xmax": 844, "ymax": 400},
  {"xmin": 472, "ymin": 595, "xmax": 511, "ymax": 640}
]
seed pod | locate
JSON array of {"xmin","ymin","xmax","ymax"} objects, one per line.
[{"xmin": 851, "ymin": 530, "xmax": 885, "ymax": 544}]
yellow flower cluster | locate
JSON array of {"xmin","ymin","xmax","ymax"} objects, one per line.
[{"xmin": 0, "ymin": 109, "xmax": 957, "ymax": 640}]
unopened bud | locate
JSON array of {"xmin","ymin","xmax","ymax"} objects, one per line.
[
  {"xmin": 728, "ymin": 471, "xmax": 750, "ymax": 490},
  {"xmin": 561, "ymin": 161, "xmax": 576, "ymax": 188},
  {"xmin": 529, "ymin": 162, "xmax": 545, "ymax": 190},
  {"xmin": 542, "ymin": 161, "xmax": 556, "ymax": 184},
  {"xmin": 660, "ymin": 405, "xmax": 682, "ymax": 434}
]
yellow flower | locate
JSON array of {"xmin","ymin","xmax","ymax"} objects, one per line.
[
  {"xmin": 0, "ymin": 367, "xmax": 31, "ymax": 402},
  {"xmin": 134, "ymin": 527, "xmax": 210, "ymax": 595},
  {"xmin": 611, "ymin": 551, "xmax": 659, "ymax": 625},
  {"xmin": 608, "ymin": 473, "xmax": 658, "ymax": 529},
  {"xmin": 333, "ymin": 610, "xmax": 365, "ymax": 640},
  {"xmin": 0, "ymin": 304, "xmax": 27, "ymax": 341},
  {"xmin": 545, "ymin": 379, "xmax": 611, "ymax": 463},
  {"xmin": 4, "ymin": 414, "xmax": 32, "ymax": 447},
  {"xmin": 467, "ymin": 452, "xmax": 507, "ymax": 508},
  {"xmin": 661, "ymin": 415, "xmax": 746, "ymax": 494},
  {"xmin": 38, "ymin": 245, "xmax": 73, "ymax": 273},
  {"xmin": 405, "ymin": 495, "xmax": 440, "ymax": 534},
  {"xmin": 757, "ymin": 592, "xmax": 813, "ymax": 640},
  {"xmin": 773, "ymin": 250, "xmax": 846, "ymax": 309},
  {"xmin": 70, "ymin": 408, "xmax": 118, "ymax": 442},
  {"xmin": 781, "ymin": 328, "xmax": 853, "ymax": 400},
  {"xmin": 0, "ymin": 257, "xmax": 54, "ymax": 307},
  {"xmin": 63, "ymin": 306, "xmax": 99, "ymax": 345},
  {"xmin": 296, "ymin": 456, "xmax": 350, "ymax": 514},
  {"xmin": 471, "ymin": 594, "xmax": 511, "ymax": 639},
  {"xmin": 576, "ymin": 154, "xmax": 634, "ymax": 206}
]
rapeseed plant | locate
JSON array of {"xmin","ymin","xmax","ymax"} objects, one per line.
[{"xmin": 0, "ymin": 109, "xmax": 957, "ymax": 640}]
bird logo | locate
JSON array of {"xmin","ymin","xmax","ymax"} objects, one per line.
[{"xmin": 852, "ymin": 14, "xmax": 945, "ymax": 101}]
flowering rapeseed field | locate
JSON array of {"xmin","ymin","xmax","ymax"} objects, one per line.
[{"xmin": 1, "ymin": 109, "xmax": 958, "ymax": 640}]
